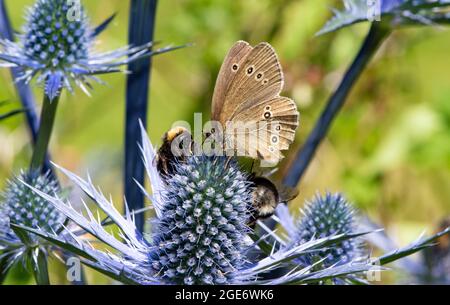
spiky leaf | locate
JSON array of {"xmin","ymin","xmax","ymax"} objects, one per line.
[{"xmin": 318, "ymin": 0, "xmax": 450, "ymax": 35}]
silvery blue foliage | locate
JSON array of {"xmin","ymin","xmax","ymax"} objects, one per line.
[
  {"xmin": 296, "ymin": 193, "xmax": 363, "ymax": 267},
  {"xmin": 273, "ymin": 196, "xmax": 450, "ymax": 284},
  {"xmin": 318, "ymin": 0, "xmax": 450, "ymax": 35},
  {"xmin": 151, "ymin": 156, "xmax": 252, "ymax": 284},
  {"xmin": 0, "ymin": 171, "xmax": 63, "ymax": 271},
  {"xmin": 18, "ymin": 124, "xmax": 381, "ymax": 285},
  {"xmin": 363, "ymin": 217, "xmax": 450, "ymax": 284},
  {"xmin": 0, "ymin": 0, "xmax": 178, "ymax": 99}
]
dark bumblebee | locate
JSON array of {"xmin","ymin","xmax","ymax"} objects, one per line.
[{"xmin": 248, "ymin": 175, "xmax": 298, "ymax": 227}]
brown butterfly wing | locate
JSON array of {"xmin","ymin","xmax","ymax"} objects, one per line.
[
  {"xmin": 228, "ymin": 97, "xmax": 299, "ymax": 161},
  {"xmin": 211, "ymin": 41, "xmax": 253, "ymax": 121},
  {"xmin": 227, "ymin": 128, "xmax": 283, "ymax": 164},
  {"xmin": 212, "ymin": 41, "xmax": 299, "ymax": 162},
  {"xmin": 218, "ymin": 42, "xmax": 284, "ymax": 124}
]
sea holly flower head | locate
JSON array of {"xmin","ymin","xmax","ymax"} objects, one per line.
[
  {"xmin": 0, "ymin": 0, "xmax": 179, "ymax": 99},
  {"xmin": 16, "ymin": 125, "xmax": 383, "ymax": 285},
  {"xmin": 421, "ymin": 236, "xmax": 450, "ymax": 284},
  {"xmin": 151, "ymin": 155, "xmax": 252, "ymax": 285},
  {"xmin": 0, "ymin": 171, "xmax": 64, "ymax": 272},
  {"xmin": 16, "ymin": 126, "xmax": 450, "ymax": 285},
  {"xmin": 23, "ymin": 0, "xmax": 90, "ymax": 74},
  {"xmin": 295, "ymin": 193, "xmax": 364, "ymax": 267}
]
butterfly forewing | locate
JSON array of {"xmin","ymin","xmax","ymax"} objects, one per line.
[
  {"xmin": 212, "ymin": 41, "xmax": 253, "ymax": 121},
  {"xmin": 211, "ymin": 41, "xmax": 299, "ymax": 163},
  {"xmin": 218, "ymin": 42, "xmax": 284, "ymax": 123}
]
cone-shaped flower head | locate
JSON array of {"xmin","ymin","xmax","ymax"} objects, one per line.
[
  {"xmin": 151, "ymin": 155, "xmax": 252, "ymax": 285},
  {"xmin": 0, "ymin": 171, "xmax": 63, "ymax": 253},
  {"xmin": 23, "ymin": 0, "xmax": 90, "ymax": 73},
  {"xmin": 0, "ymin": 0, "xmax": 178, "ymax": 99},
  {"xmin": 297, "ymin": 193, "xmax": 363, "ymax": 267}
]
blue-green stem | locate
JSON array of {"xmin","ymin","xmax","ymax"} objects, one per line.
[
  {"xmin": 0, "ymin": 253, "xmax": 14, "ymax": 284},
  {"xmin": 0, "ymin": 0, "xmax": 53, "ymax": 173},
  {"xmin": 261, "ymin": 23, "xmax": 391, "ymax": 244},
  {"xmin": 283, "ymin": 23, "xmax": 390, "ymax": 187},
  {"xmin": 30, "ymin": 93, "xmax": 61, "ymax": 173}
]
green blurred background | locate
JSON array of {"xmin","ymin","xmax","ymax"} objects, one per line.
[{"xmin": 0, "ymin": 0, "xmax": 449, "ymax": 284}]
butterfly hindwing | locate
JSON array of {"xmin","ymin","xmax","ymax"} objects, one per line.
[{"xmin": 227, "ymin": 97, "xmax": 298, "ymax": 161}]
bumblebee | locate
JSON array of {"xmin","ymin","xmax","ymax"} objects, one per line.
[
  {"xmin": 248, "ymin": 175, "xmax": 298, "ymax": 227},
  {"xmin": 156, "ymin": 127, "xmax": 193, "ymax": 182}
]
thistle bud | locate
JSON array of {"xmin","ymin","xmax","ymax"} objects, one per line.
[{"xmin": 23, "ymin": 0, "xmax": 90, "ymax": 70}]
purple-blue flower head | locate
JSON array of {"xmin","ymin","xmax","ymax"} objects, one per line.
[{"xmin": 0, "ymin": 0, "xmax": 178, "ymax": 99}]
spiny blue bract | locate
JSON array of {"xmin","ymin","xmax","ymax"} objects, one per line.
[
  {"xmin": 151, "ymin": 156, "xmax": 252, "ymax": 285},
  {"xmin": 23, "ymin": 0, "xmax": 90, "ymax": 70},
  {"xmin": 297, "ymin": 192, "xmax": 362, "ymax": 266},
  {"xmin": 0, "ymin": 171, "xmax": 63, "ymax": 237}
]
